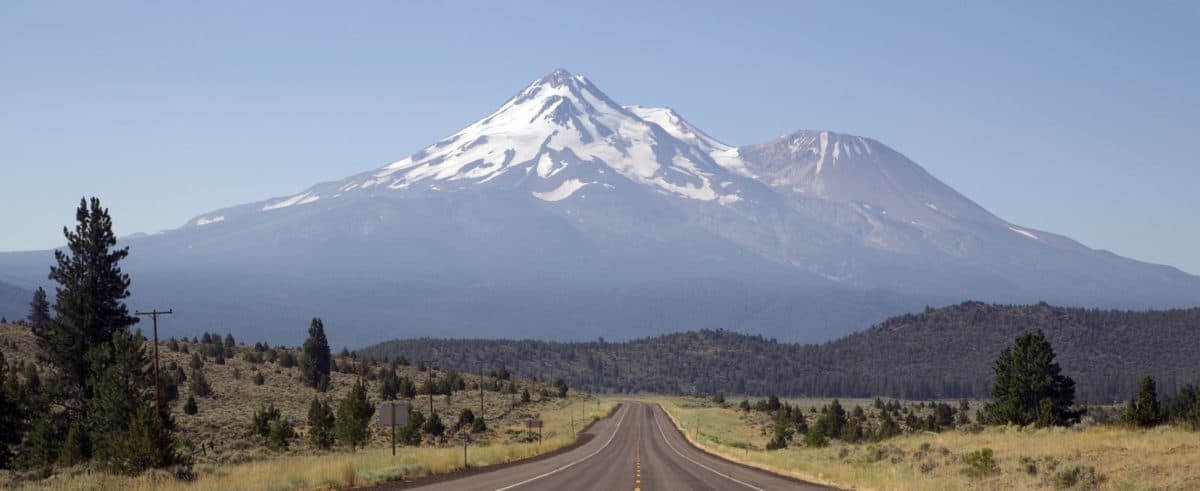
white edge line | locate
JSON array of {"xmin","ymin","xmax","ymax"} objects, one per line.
[
  {"xmin": 652, "ymin": 404, "xmax": 764, "ymax": 491},
  {"xmin": 494, "ymin": 403, "xmax": 629, "ymax": 491}
]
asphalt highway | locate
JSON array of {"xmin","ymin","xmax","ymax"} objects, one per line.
[{"xmin": 403, "ymin": 401, "xmax": 830, "ymax": 491}]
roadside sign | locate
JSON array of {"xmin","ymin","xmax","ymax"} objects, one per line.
[
  {"xmin": 377, "ymin": 401, "xmax": 409, "ymax": 428},
  {"xmin": 526, "ymin": 419, "xmax": 544, "ymax": 429}
]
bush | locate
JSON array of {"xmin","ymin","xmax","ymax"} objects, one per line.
[
  {"xmin": 1051, "ymin": 463, "xmax": 1105, "ymax": 489},
  {"xmin": 253, "ymin": 371, "xmax": 266, "ymax": 385},
  {"xmin": 183, "ymin": 396, "xmax": 198, "ymax": 415},
  {"xmin": 961, "ymin": 448, "xmax": 999, "ymax": 478}
]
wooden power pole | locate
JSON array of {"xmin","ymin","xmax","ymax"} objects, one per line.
[{"xmin": 135, "ymin": 308, "xmax": 173, "ymax": 420}]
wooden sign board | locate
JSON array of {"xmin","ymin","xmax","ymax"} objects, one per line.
[
  {"xmin": 376, "ymin": 402, "xmax": 409, "ymax": 428},
  {"xmin": 526, "ymin": 419, "xmax": 544, "ymax": 429}
]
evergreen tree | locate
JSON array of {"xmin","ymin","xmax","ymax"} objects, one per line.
[
  {"xmin": 183, "ymin": 396, "xmax": 198, "ymax": 415},
  {"xmin": 457, "ymin": 408, "xmax": 476, "ymax": 429},
  {"xmin": 820, "ymin": 399, "xmax": 847, "ymax": 439},
  {"xmin": 252, "ymin": 404, "xmax": 282, "ymax": 437},
  {"xmin": 334, "ymin": 379, "xmax": 373, "ymax": 450},
  {"xmin": 36, "ymin": 197, "xmax": 139, "ymax": 419},
  {"xmin": 471, "ymin": 416, "xmax": 487, "ymax": 433},
  {"xmin": 423, "ymin": 410, "xmax": 445, "ymax": 437},
  {"xmin": 267, "ymin": 419, "xmax": 295, "ymax": 451},
  {"xmin": 189, "ymin": 369, "xmax": 212, "ymax": 397},
  {"xmin": 307, "ymin": 397, "xmax": 336, "ymax": 450},
  {"xmin": 58, "ymin": 424, "xmax": 88, "ymax": 467},
  {"xmin": 1124, "ymin": 375, "xmax": 1166, "ymax": 428},
  {"xmin": 27, "ymin": 287, "xmax": 51, "ymax": 333},
  {"xmin": 765, "ymin": 410, "xmax": 793, "ymax": 450},
  {"xmin": 85, "ymin": 329, "xmax": 163, "ymax": 466},
  {"xmin": 520, "ymin": 388, "xmax": 531, "ymax": 404},
  {"xmin": 103, "ymin": 404, "xmax": 184, "ymax": 476},
  {"xmin": 300, "ymin": 318, "xmax": 331, "ymax": 390},
  {"xmin": 875, "ymin": 411, "xmax": 901, "ymax": 440},
  {"xmin": 401, "ymin": 408, "xmax": 425, "ymax": 445},
  {"xmin": 19, "ymin": 416, "xmax": 60, "ymax": 476},
  {"xmin": 224, "ymin": 333, "xmax": 236, "ymax": 348},
  {"xmin": 253, "ymin": 371, "xmax": 266, "ymax": 386},
  {"xmin": 983, "ymin": 331, "xmax": 1080, "ymax": 427},
  {"xmin": 0, "ymin": 351, "xmax": 21, "ymax": 468}
]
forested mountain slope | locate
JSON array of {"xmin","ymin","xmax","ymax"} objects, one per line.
[{"xmin": 358, "ymin": 302, "xmax": 1200, "ymax": 402}]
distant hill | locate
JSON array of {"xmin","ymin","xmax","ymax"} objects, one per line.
[
  {"xmin": 0, "ymin": 280, "xmax": 31, "ymax": 322},
  {"xmin": 357, "ymin": 301, "xmax": 1200, "ymax": 403}
]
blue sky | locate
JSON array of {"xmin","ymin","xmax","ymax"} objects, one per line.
[{"xmin": 2, "ymin": 1, "xmax": 1197, "ymax": 273}]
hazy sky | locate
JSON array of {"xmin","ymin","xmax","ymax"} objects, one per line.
[{"xmin": 2, "ymin": 1, "xmax": 1197, "ymax": 273}]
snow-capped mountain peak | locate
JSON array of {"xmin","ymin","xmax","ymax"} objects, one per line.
[{"xmin": 272, "ymin": 69, "xmax": 745, "ymax": 206}]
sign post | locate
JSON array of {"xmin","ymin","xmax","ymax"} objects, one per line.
[
  {"xmin": 526, "ymin": 419, "xmax": 544, "ymax": 446},
  {"xmin": 376, "ymin": 401, "xmax": 409, "ymax": 456}
]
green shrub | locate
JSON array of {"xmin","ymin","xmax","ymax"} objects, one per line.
[
  {"xmin": 961, "ymin": 448, "xmax": 999, "ymax": 478},
  {"xmin": 1051, "ymin": 463, "xmax": 1104, "ymax": 489}
]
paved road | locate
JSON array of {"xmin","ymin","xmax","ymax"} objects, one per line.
[{"xmin": 405, "ymin": 401, "xmax": 830, "ymax": 491}]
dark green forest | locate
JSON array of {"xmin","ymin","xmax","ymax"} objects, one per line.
[{"xmin": 357, "ymin": 301, "xmax": 1200, "ymax": 402}]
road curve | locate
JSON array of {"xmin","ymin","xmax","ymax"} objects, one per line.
[{"xmin": 399, "ymin": 401, "xmax": 831, "ymax": 491}]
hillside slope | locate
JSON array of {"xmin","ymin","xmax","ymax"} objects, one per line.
[{"xmin": 358, "ymin": 301, "xmax": 1200, "ymax": 402}]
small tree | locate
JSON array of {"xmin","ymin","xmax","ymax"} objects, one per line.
[
  {"xmin": 27, "ymin": 287, "xmax": 51, "ymax": 333},
  {"xmin": 520, "ymin": 388, "xmax": 531, "ymax": 404},
  {"xmin": 423, "ymin": 410, "xmax": 445, "ymax": 437},
  {"xmin": 253, "ymin": 371, "xmax": 266, "ymax": 386},
  {"xmin": 183, "ymin": 396, "xmax": 198, "ymax": 415},
  {"xmin": 1124, "ymin": 375, "xmax": 1166, "ymax": 428},
  {"xmin": 335, "ymin": 380, "xmax": 373, "ymax": 450},
  {"xmin": 252, "ymin": 404, "xmax": 282, "ymax": 437},
  {"xmin": 766, "ymin": 410, "xmax": 793, "ymax": 450},
  {"xmin": 267, "ymin": 419, "xmax": 295, "ymax": 451},
  {"xmin": 189, "ymin": 369, "xmax": 212, "ymax": 397},
  {"xmin": 300, "ymin": 318, "xmax": 332, "ymax": 390},
  {"xmin": 457, "ymin": 408, "xmax": 476, "ymax": 429},
  {"xmin": 103, "ymin": 404, "xmax": 185, "ymax": 476},
  {"xmin": 984, "ymin": 330, "xmax": 1080, "ymax": 427},
  {"xmin": 308, "ymin": 397, "xmax": 336, "ymax": 450}
]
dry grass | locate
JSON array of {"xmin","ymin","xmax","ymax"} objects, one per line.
[
  {"xmin": 0, "ymin": 324, "xmax": 616, "ymax": 490},
  {"xmin": 649, "ymin": 396, "xmax": 1200, "ymax": 491}
]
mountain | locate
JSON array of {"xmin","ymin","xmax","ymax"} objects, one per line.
[
  {"xmin": 356, "ymin": 301, "xmax": 1200, "ymax": 403},
  {"xmin": 0, "ymin": 280, "xmax": 30, "ymax": 322},
  {"xmin": 1, "ymin": 69, "xmax": 1197, "ymax": 346}
]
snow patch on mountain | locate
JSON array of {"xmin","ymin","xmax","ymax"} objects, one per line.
[
  {"xmin": 195, "ymin": 215, "xmax": 225, "ymax": 226},
  {"xmin": 263, "ymin": 193, "xmax": 320, "ymax": 211},
  {"xmin": 533, "ymin": 179, "xmax": 590, "ymax": 202},
  {"xmin": 1008, "ymin": 226, "xmax": 1040, "ymax": 240}
]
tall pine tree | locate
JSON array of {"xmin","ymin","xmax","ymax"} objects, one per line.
[
  {"xmin": 300, "ymin": 318, "xmax": 331, "ymax": 390},
  {"xmin": 335, "ymin": 379, "xmax": 374, "ymax": 450},
  {"xmin": 36, "ymin": 197, "xmax": 138, "ymax": 418}
]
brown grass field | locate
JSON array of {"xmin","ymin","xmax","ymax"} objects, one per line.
[{"xmin": 649, "ymin": 396, "xmax": 1200, "ymax": 491}]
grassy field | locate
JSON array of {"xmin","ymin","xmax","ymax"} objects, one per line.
[
  {"xmin": 0, "ymin": 323, "xmax": 616, "ymax": 490},
  {"xmin": 649, "ymin": 396, "xmax": 1200, "ymax": 490}
]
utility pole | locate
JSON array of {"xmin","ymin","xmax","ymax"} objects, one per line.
[
  {"xmin": 422, "ymin": 360, "xmax": 436, "ymax": 416},
  {"xmin": 135, "ymin": 309, "xmax": 172, "ymax": 420},
  {"xmin": 479, "ymin": 363, "xmax": 485, "ymax": 418}
]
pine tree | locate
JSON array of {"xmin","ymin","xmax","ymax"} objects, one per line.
[
  {"xmin": 766, "ymin": 410, "xmax": 793, "ymax": 450},
  {"xmin": 36, "ymin": 197, "xmax": 139, "ymax": 419},
  {"xmin": 457, "ymin": 408, "xmax": 476, "ymax": 429},
  {"xmin": 57, "ymin": 424, "xmax": 88, "ymax": 466},
  {"xmin": 85, "ymin": 329, "xmax": 158, "ymax": 466},
  {"xmin": 300, "ymin": 318, "xmax": 331, "ymax": 390},
  {"xmin": 252, "ymin": 404, "xmax": 282, "ymax": 437},
  {"xmin": 189, "ymin": 369, "xmax": 213, "ymax": 397},
  {"xmin": 1124, "ymin": 375, "xmax": 1166, "ymax": 428},
  {"xmin": 267, "ymin": 419, "xmax": 295, "ymax": 451},
  {"xmin": 308, "ymin": 397, "xmax": 336, "ymax": 450},
  {"xmin": 875, "ymin": 411, "xmax": 901, "ymax": 440},
  {"xmin": 0, "ymin": 351, "xmax": 21, "ymax": 468},
  {"xmin": 103, "ymin": 404, "xmax": 184, "ymax": 476},
  {"xmin": 183, "ymin": 396, "xmax": 198, "ymax": 415},
  {"xmin": 27, "ymin": 287, "xmax": 51, "ymax": 333},
  {"xmin": 423, "ymin": 410, "xmax": 445, "ymax": 437},
  {"xmin": 402, "ymin": 408, "xmax": 426, "ymax": 445},
  {"xmin": 334, "ymin": 380, "xmax": 373, "ymax": 450},
  {"xmin": 984, "ymin": 330, "xmax": 1080, "ymax": 427}
]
